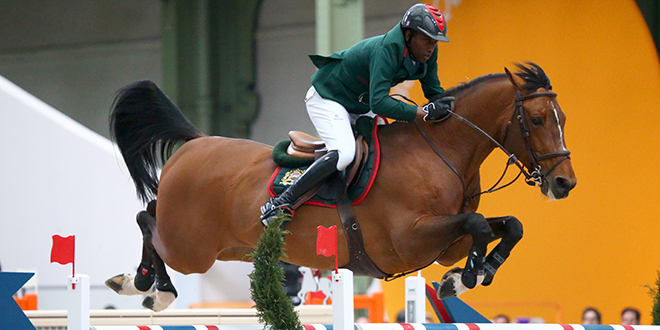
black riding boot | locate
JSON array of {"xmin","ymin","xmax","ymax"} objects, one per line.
[{"xmin": 261, "ymin": 150, "xmax": 340, "ymax": 227}]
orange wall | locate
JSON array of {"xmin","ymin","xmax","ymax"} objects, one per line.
[{"xmin": 383, "ymin": 0, "xmax": 660, "ymax": 325}]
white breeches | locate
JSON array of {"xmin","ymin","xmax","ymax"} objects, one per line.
[{"xmin": 305, "ymin": 86, "xmax": 356, "ymax": 171}]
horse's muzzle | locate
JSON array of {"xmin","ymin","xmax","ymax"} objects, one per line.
[{"xmin": 543, "ymin": 175, "xmax": 577, "ymax": 200}]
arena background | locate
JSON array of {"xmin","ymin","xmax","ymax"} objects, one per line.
[{"xmin": 0, "ymin": 0, "xmax": 659, "ymax": 325}]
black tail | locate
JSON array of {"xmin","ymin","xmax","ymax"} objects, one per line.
[{"xmin": 110, "ymin": 80, "xmax": 204, "ymax": 203}]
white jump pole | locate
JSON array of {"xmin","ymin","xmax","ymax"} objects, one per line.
[
  {"xmin": 404, "ymin": 271, "xmax": 426, "ymax": 323},
  {"xmin": 67, "ymin": 274, "xmax": 90, "ymax": 330},
  {"xmin": 332, "ymin": 268, "xmax": 354, "ymax": 330}
]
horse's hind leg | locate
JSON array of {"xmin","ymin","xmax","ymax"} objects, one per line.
[
  {"xmin": 136, "ymin": 207, "xmax": 178, "ymax": 311},
  {"xmin": 105, "ymin": 241, "xmax": 154, "ymax": 295},
  {"xmin": 105, "ymin": 200, "xmax": 159, "ymax": 296},
  {"xmin": 481, "ymin": 216, "xmax": 523, "ymax": 286},
  {"xmin": 133, "ymin": 200, "xmax": 158, "ymax": 291}
]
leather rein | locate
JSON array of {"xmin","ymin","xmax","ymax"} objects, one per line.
[{"xmin": 413, "ymin": 90, "xmax": 571, "ymax": 211}]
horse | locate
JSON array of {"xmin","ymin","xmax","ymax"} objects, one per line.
[{"xmin": 105, "ymin": 63, "xmax": 576, "ymax": 311}]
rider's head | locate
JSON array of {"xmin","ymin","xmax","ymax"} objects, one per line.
[{"xmin": 401, "ymin": 4, "xmax": 448, "ymax": 63}]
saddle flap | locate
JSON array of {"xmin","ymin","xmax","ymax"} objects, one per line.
[{"xmin": 346, "ymin": 136, "xmax": 369, "ymax": 189}]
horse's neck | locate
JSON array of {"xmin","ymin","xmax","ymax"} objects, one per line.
[
  {"xmin": 380, "ymin": 80, "xmax": 515, "ymax": 194},
  {"xmin": 449, "ymin": 81, "xmax": 516, "ymax": 176}
]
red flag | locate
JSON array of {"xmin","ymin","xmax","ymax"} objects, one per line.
[
  {"xmin": 316, "ymin": 225, "xmax": 337, "ymax": 257},
  {"xmin": 51, "ymin": 235, "xmax": 75, "ymax": 265}
]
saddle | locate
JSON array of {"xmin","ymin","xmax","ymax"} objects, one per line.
[
  {"xmin": 268, "ymin": 116, "xmax": 389, "ymax": 278},
  {"xmin": 286, "ymin": 131, "xmax": 369, "ymax": 202}
]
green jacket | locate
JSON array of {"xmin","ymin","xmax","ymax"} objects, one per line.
[{"xmin": 309, "ymin": 25, "xmax": 444, "ymax": 122}]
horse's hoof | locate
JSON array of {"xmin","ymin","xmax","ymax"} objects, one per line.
[
  {"xmin": 438, "ymin": 267, "xmax": 461, "ymax": 299},
  {"xmin": 105, "ymin": 274, "xmax": 127, "ymax": 294},
  {"xmin": 142, "ymin": 295, "xmax": 155, "ymax": 310},
  {"xmin": 439, "ymin": 267, "xmax": 486, "ymax": 300},
  {"xmin": 105, "ymin": 273, "xmax": 152, "ymax": 296},
  {"xmin": 142, "ymin": 290, "xmax": 176, "ymax": 312}
]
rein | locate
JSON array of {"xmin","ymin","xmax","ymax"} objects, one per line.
[{"xmin": 404, "ymin": 90, "xmax": 571, "ymax": 209}]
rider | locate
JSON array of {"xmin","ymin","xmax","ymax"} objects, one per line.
[{"xmin": 261, "ymin": 3, "xmax": 455, "ymax": 226}]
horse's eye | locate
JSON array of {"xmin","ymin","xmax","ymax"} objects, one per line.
[{"xmin": 531, "ymin": 117, "xmax": 544, "ymax": 126}]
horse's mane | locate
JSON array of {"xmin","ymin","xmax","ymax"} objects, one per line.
[
  {"xmin": 444, "ymin": 62, "xmax": 552, "ymax": 97},
  {"xmin": 444, "ymin": 73, "xmax": 506, "ymax": 97}
]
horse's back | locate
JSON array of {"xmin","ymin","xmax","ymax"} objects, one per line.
[{"xmin": 155, "ymin": 136, "xmax": 275, "ymax": 274}]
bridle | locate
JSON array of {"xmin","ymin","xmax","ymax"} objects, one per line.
[
  {"xmin": 503, "ymin": 90, "xmax": 572, "ymax": 187},
  {"xmin": 412, "ymin": 89, "xmax": 571, "ymax": 209}
]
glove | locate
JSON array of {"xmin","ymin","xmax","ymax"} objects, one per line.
[{"xmin": 423, "ymin": 96, "xmax": 455, "ymax": 122}]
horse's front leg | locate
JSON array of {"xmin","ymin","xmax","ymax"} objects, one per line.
[
  {"xmin": 459, "ymin": 213, "xmax": 494, "ymax": 289},
  {"xmin": 437, "ymin": 215, "xmax": 523, "ymax": 299},
  {"xmin": 482, "ymin": 215, "xmax": 523, "ymax": 286},
  {"xmin": 399, "ymin": 213, "xmax": 492, "ymax": 292}
]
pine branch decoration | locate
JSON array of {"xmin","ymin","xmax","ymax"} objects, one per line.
[
  {"xmin": 648, "ymin": 270, "xmax": 660, "ymax": 325},
  {"xmin": 248, "ymin": 211, "xmax": 302, "ymax": 330}
]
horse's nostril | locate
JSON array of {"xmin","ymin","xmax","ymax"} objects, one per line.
[{"xmin": 555, "ymin": 177, "xmax": 572, "ymax": 191}]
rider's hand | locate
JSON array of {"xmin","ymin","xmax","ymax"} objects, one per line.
[{"xmin": 422, "ymin": 96, "xmax": 455, "ymax": 122}]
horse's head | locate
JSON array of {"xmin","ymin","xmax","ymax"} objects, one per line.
[{"xmin": 504, "ymin": 63, "xmax": 577, "ymax": 200}]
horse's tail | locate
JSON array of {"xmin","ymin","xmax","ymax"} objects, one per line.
[{"xmin": 110, "ymin": 80, "xmax": 205, "ymax": 203}]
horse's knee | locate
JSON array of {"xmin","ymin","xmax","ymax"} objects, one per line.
[
  {"xmin": 464, "ymin": 213, "xmax": 493, "ymax": 243},
  {"xmin": 504, "ymin": 217, "xmax": 523, "ymax": 243}
]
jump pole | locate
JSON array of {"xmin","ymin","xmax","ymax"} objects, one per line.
[{"xmin": 90, "ymin": 324, "xmax": 660, "ymax": 329}]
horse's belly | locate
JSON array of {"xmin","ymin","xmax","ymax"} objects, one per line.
[{"xmin": 153, "ymin": 137, "xmax": 275, "ymax": 273}]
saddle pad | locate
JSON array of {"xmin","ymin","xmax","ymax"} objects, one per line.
[{"xmin": 267, "ymin": 117, "xmax": 381, "ymax": 207}]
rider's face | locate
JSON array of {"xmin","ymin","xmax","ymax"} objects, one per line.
[{"xmin": 405, "ymin": 30, "xmax": 438, "ymax": 63}]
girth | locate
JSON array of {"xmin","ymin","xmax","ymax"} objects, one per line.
[{"xmin": 336, "ymin": 197, "xmax": 389, "ymax": 278}]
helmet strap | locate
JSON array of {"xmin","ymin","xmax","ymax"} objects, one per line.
[
  {"xmin": 404, "ymin": 29, "xmax": 414, "ymax": 44},
  {"xmin": 403, "ymin": 30, "xmax": 419, "ymax": 62}
]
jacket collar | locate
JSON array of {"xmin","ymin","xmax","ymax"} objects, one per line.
[{"xmin": 385, "ymin": 25, "xmax": 433, "ymax": 76}]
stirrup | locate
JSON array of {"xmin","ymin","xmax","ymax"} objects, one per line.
[{"xmin": 260, "ymin": 198, "xmax": 294, "ymax": 227}]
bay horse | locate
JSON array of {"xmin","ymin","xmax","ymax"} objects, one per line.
[{"xmin": 105, "ymin": 63, "xmax": 576, "ymax": 311}]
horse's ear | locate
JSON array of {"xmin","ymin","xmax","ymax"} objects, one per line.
[{"xmin": 505, "ymin": 67, "xmax": 526, "ymax": 91}]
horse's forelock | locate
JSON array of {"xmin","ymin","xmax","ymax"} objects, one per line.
[{"xmin": 514, "ymin": 62, "xmax": 552, "ymax": 92}]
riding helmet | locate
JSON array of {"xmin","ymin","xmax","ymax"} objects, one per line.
[{"xmin": 401, "ymin": 4, "xmax": 449, "ymax": 42}]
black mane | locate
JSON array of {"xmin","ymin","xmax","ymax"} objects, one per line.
[
  {"xmin": 444, "ymin": 62, "xmax": 551, "ymax": 97},
  {"xmin": 444, "ymin": 73, "xmax": 506, "ymax": 97}
]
